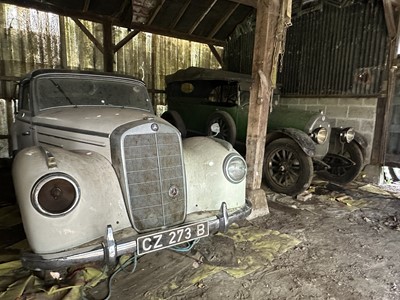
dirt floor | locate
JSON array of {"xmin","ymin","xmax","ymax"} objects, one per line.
[
  {"xmin": 2, "ymin": 161, "xmax": 400, "ymax": 299},
  {"xmin": 85, "ymin": 179, "xmax": 400, "ymax": 300}
]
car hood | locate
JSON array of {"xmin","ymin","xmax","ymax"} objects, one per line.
[{"xmin": 33, "ymin": 106, "xmax": 157, "ymax": 136}]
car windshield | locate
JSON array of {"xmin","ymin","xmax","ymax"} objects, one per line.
[{"xmin": 35, "ymin": 75, "xmax": 152, "ymax": 111}]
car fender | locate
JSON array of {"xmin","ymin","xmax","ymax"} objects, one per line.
[
  {"xmin": 12, "ymin": 146, "xmax": 131, "ymax": 254},
  {"xmin": 266, "ymin": 128, "xmax": 316, "ymax": 157},
  {"xmin": 183, "ymin": 137, "xmax": 246, "ymax": 214},
  {"xmin": 330, "ymin": 128, "xmax": 368, "ymax": 158}
]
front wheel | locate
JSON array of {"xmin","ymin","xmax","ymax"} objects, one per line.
[
  {"xmin": 263, "ymin": 138, "xmax": 313, "ymax": 196},
  {"xmin": 161, "ymin": 110, "xmax": 187, "ymax": 138},
  {"xmin": 317, "ymin": 141, "xmax": 364, "ymax": 184}
]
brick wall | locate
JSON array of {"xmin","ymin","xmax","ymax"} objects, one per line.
[{"xmin": 277, "ymin": 97, "xmax": 378, "ymax": 163}]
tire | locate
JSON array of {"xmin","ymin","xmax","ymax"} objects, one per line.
[
  {"xmin": 161, "ymin": 111, "xmax": 187, "ymax": 138},
  {"xmin": 263, "ymin": 138, "xmax": 313, "ymax": 196},
  {"xmin": 317, "ymin": 141, "xmax": 364, "ymax": 184},
  {"xmin": 206, "ymin": 111, "xmax": 237, "ymax": 145}
]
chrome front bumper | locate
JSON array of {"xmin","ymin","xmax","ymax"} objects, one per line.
[{"xmin": 21, "ymin": 201, "xmax": 251, "ymax": 271}]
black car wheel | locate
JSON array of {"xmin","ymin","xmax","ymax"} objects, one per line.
[
  {"xmin": 263, "ymin": 138, "xmax": 313, "ymax": 196},
  {"xmin": 206, "ymin": 111, "xmax": 237, "ymax": 145},
  {"xmin": 317, "ymin": 141, "xmax": 364, "ymax": 184},
  {"xmin": 161, "ymin": 110, "xmax": 187, "ymax": 138}
]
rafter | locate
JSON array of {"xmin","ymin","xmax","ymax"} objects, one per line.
[
  {"xmin": 208, "ymin": 2, "xmax": 240, "ymax": 38},
  {"xmin": 228, "ymin": 0, "xmax": 257, "ymax": 8},
  {"xmin": 147, "ymin": 0, "xmax": 166, "ymax": 25},
  {"xmin": 189, "ymin": 0, "xmax": 217, "ymax": 34},
  {"xmin": 170, "ymin": 0, "xmax": 191, "ymax": 29},
  {"xmin": 82, "ymin": 0, "xmax": 90, "ymax": 13},
  {"xmin": 130, "ymin": 22, "xmax": 226, "ymax": 46}
]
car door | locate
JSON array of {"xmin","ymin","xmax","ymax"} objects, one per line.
[{"xmin": 12, "ymin": 80, "xmax": 36, "ymax": 150}]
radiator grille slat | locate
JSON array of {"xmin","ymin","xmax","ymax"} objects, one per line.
[{"xmin": 123, "ymin": 132, "xmax": 185, "ymax": 232}]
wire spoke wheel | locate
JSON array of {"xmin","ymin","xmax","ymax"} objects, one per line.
[
  {"xmin": 318, "ymin": 141, "xmax": 364, "ymax": 184},
  {"xmin": 206, "ymin": 111, "xmax": 236, "ymax": 145},
  {"xmin": 263, "ymin": 138, "xmax": 313, "ymax": 196}
]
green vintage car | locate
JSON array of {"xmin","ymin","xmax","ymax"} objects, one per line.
[{"xmin": 162, "ymin": 67, "xmax": 367, "ymax": 196}]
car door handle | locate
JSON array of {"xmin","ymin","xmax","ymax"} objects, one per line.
[{"xmin": 22, "ymin": 131, "xmax": 31, "ymax": 136}]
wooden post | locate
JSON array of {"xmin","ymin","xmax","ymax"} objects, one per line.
[
  {"xmin": 103, "ymin": 21, "xmax": 114, "ymax": 72},
  {"xmin": 246, "ymin": 0, "xmax": 281, "ymax": 219},
  {"xmin": 59, "ymin": 16, "xmax": 68, "ymax": 69}
]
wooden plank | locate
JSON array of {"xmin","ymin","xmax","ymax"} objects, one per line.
[{"xmin": 245, "ymin": 0, "xmax": 282, "ymax": 217}]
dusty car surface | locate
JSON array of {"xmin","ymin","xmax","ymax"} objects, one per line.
[
  {"xmin": 162, "ymin": 67, "xmax": 367, "ymax": 196},
  {"xmin": 11, "ymin": 69, "xmax": 251, "ymax": 271}
]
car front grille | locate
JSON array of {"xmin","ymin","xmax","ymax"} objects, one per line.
[{"xmin": 121, "ymin": 128, "xmax": 186, "ymax": 232}]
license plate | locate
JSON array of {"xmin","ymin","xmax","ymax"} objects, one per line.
[{"xmin": 137, "ymin": 221, "xmax": 209, "ymax": 255}]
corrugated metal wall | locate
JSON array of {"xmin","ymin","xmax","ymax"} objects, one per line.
[
  {"xmin": 282, "ymin": 0, "xmax": 388, "ymax": 96},
  {"xmin": 224, "ymin": 0, "xmax": 389, "ymax": 97}
]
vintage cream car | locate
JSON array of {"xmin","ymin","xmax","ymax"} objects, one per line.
[{"xmin": 11, "ymin": 69, "xmax": 251, "ymax": 271}]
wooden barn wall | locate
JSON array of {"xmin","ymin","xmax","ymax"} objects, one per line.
[
  {"xmin": 0, "ymin": 3, "xmax": 221, "ymax": 102},
  {"xmin": 224, "ymin": 1, "xmax": 389, "ymax": 97},
  {"xmin": 0, "ymin": 3, "xmax": 221, "ymax": 157}
]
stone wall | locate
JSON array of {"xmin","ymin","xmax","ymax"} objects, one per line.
[{"xmin": 277, "ymin": 97, "xmax": 378, "ymax": 163}]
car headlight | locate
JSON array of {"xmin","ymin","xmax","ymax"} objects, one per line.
[
  {"xmin": 31, "ymin": 173, "xmax": 80, "ymax": 217},
  {"xmin": 223, "ymin": 154, "xmax": 247, "ymax": 183},
  {"xmin": 312, "ymin": 127, "xmax": 328, "ymax": 144},
  {"xmin": 340, "ymin": 127, "xmax": 355, "ymax": 143}
]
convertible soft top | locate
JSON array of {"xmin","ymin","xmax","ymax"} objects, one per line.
[{"xmin": 165, "ymin": 67, "xmax": 253, "ymax": 85}]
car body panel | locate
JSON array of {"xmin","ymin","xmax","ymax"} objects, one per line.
[
  {"xmin": 11, "ymin": 69, "xmax": 250, "ymax": 270},
  {"xmin": 165, "ymin": 67, "xmax": 331, "ymax": 158}
]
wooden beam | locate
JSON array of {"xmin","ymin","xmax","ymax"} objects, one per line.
[
  {"xmin": 71, "ymin": 17, "xmax": 104, "ymax": 53},
  {"xmin": 2, "ymin": 0, "xmax": 226, "ymax": 46},
  {"xmin": 130, "ymin": 22, "xmax": 226, "ymax": 46},
  {"xmin": 103, "ymin": 21, "xmax": 114, "ymax": 72},
  {"xmin": 208, "ymin": 3, "xmax": 240, "ymax": 38},
  {"xmin": 208, "ymin": 44, "xmax": 223, "ymax": 66},
  {"xmin": 59, "ymin": 16, "xmax": 68, "ymax": 68},
  {"xmin": 82, "ymin": 0, "xmax": 90, "ymax": 13},
  {"xmin": 383, "ymin": 0, "xmax": 397, "ymax": 38},
  {"xmin": 228, "ymin": 0, "xmax": 257, "ymax": 8},
  {"xmin": 170, "ymin": 0, "xmax": 191, "ymax": 29},
  {"xmin": 246, "ymin": 0, "xmax": 282, "ymax": 218},
  {"xmin": 114, "ymin": 30, "xmax": 140, "ymax": 53},
  {"xmin": 189, "ymin": 0, "xmax": 218, "ymax": 35},
  {"xmin": 147, "ymin": 0, "xmax": 166, "ymax": 25}
]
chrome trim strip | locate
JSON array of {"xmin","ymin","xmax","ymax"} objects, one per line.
[
  {"xmin": 20, "ymin": 201, "xmax": 252, "ymax": 271},
  {"xmin": 38, "ymin": 132, "xmax": 107, "ymax": 147},
  {"xmin": 33, "ymin": 122, "xmax": 109, "ymax": 138},
  {"xmin": 39, "ymin": 146, "xmax": 57, "ymax": 169}
]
